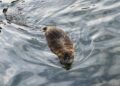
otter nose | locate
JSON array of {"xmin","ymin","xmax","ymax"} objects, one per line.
[
  {"xmin": 42, "ymin": 27, "xmax": 47, "ymax": 32},
  {"xmin": 64, "ymin": 63, "xmax": 72, "ymax": 70},
  {"xmin": 59, "ymin": 58, "xmax": 73, "ymax": 70}
]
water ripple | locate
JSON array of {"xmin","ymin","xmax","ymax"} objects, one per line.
[{"xmin": 0, "ymin": 0, "xmax": 120, "ymax": 86}]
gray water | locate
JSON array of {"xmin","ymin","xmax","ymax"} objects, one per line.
[{"xmin": 0, "ymin": 0, "xmax": 120, "ymax": 86}]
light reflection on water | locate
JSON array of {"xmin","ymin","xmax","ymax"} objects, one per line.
[{"xmin": 0, "ymin": 0, "xmax": 120, "ymax": 86}]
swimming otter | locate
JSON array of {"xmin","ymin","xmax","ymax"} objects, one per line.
[{"xmin": 43, "ymin": 26, "xmax": 74, "ymax": 70}]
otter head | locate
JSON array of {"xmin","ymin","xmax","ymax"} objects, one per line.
[
  {"xmin": 42, "ymin": 26, "xmax": 56, "ymax": 32},
  {"xmin": 58, "ymin": 51, "xmax": 74, "ymax": 70}
]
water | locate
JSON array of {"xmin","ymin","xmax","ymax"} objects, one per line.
[{"xmin": 0, "ymin": 0, "xmax": 120, "ymax": 86}]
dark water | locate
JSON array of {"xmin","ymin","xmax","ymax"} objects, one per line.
[{"xmin": 0, "ymin": 0, "xmax": 120, "ymax": 86}]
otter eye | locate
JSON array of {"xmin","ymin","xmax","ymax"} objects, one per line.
[{"xmin": 43, "ymin": 27, "xmax": 47, "ymax": 31}]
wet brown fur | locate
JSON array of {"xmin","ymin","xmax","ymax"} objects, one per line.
[{"xmin": 43, "ymin": 26, "xmax": 74, "ymax": 70}]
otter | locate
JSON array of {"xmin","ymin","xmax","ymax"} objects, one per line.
[{"xmin": 43, "ymin": 26, "xmax": 74, "ymax": 70}]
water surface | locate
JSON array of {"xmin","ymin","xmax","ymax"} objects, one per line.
[{"xmin": 0, "ymin": 0, "xmax": 120, "ymax": 86}]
